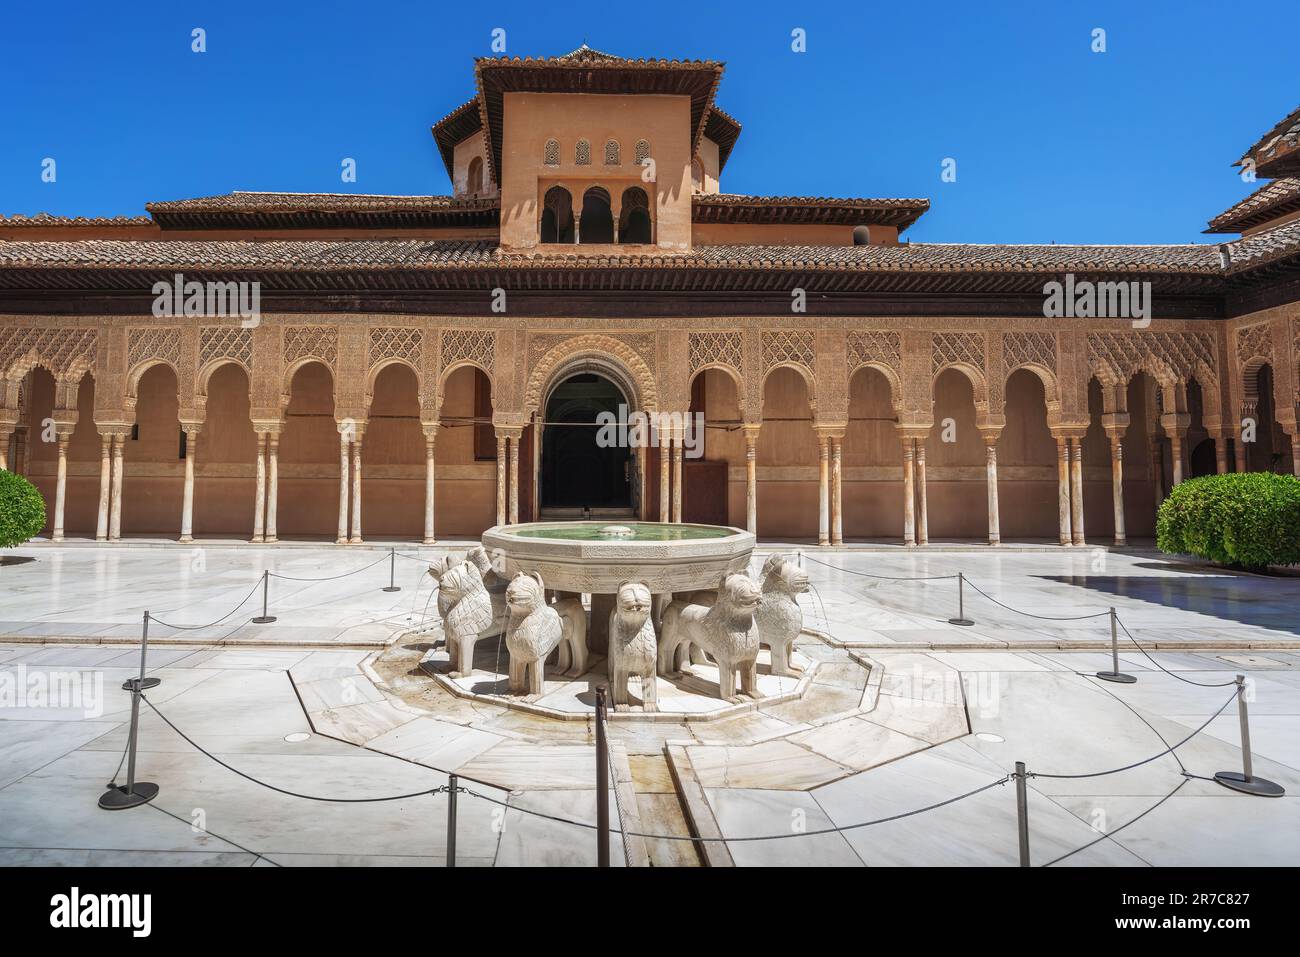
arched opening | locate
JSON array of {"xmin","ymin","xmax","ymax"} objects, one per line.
[
  {"xmin": 844, "ymin": 366, "xmax": 901, "ymax": 539},
  {"xmin": 1119, "ymin": 372, "xmax": 1161, "ymax": 538},
  {"xmin": 1248, "ymin": 364, "xmax": 1292, "ymax": 473},
  {"xmin": 278, "ymin": 361, "xmax": 339, "ymax": 539},
  {"xmin": 122, "ymin": 364, "xmax": 183, "ymax": 535},
  {"xmin": 467, "ymin": 156, "xmax": 483, "ymax": 196},
  {"xmin": 363, "ymin": 363, "xmax": 424, "ymax": 538},
  {"xmin": 195, "ymin": 363, "xmax": 256, "ymax": 536},
  {"xmin": 684, "ymin": 368, "xmax": 738, "ymax": 525},
  {"xmin": 540, "ymin": 372, "xmax": 631, "ymax": 514},
  {"xmin": 1187, "ymin": 379, "xmax": 1216, "ymax": 478},
  {"xmin": 619, "ymin": 186, "xmax": 651, "ymax": 244},
  {"xmin": 757, "ymin": 366, "xmax": 816, "ymax": 539},
  {"xmin": 24, "ymin": 369, "xmax": 100, "ymax": 536},
  {"xmin": 540, "ymin": 186, "xmax": 574, "ymax": 244},
  {"xmin": 436, "ymin": 365, "xmax": 497, "ymax": 535},
  {"xmin": 925, "ymin": 368, "xmax": 984, "ymax": 540},
  {"xmin": 999, "ymin": 369, "xmax": 1058, "ymax": 540},
  {"xmin": 579, "ymin": 187, "xmax": 613, "ymax": 244}
]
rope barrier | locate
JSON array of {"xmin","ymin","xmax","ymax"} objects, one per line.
[
  {"xmin": 1114, "ymin": 617, "xmax": 1239, "ymax": 688},
  {"xmin": 144, "ymin": 575, "xmax": 267, "ymax": 631},
  {"xmin": 801, "ymin": 554, "xmax": 958, "ymax": 582},
  {"xmin": 267, "ymin": 553, "xmax": 391, "ymax": 582},
  {"xmin": 959, "ymin": 576, "xmax": 1111, "ymax": 621},
  {"xmin": 1041, "ymin": 777, "xmax": 1190, "ymax": 867}
]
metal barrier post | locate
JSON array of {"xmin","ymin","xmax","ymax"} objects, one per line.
[
  {"xmin": 1215, "ymin": 675, "xmax": 1285, "ymax": 797},
  {"xmin": 252, "ymin": 570, "xmax": 277, "ymax": 624},
  {"xmin": 948, "ymin": 572, "xmax": 975, "ymax": 626},
  {"xmin": 596, "ymin": 685, "xmax": 611, "ymax": 868},
  {"xmin": 446, "ymin": 773, "xmax": 458, "ymax": 867},
  {"xmin": 1014, "ymin": 761, "xmax": 1030, "ymax": 867},
  {"xmin": 99, "ymin": 611, "xmax": 161, "ymax": 810},
  {"xmin": 1096, "ymin": 607, "xmax": 1136, "ymax": 683},
  {"xmin": 382, "ymin": 547, "xmax": 401, "ymax": 593}
]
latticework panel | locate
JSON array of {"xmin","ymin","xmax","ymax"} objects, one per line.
[
  {"xmin": 283, "ymin": 325, "xmax": 338, "ymax": 367},
  {"xmin": 200, "ymin": 326, "xmax": 253, "ymax": 369},
  {"xmin": 761, "ymin": 330, "xmax": 815, "ymax": 373},
  {"xmin": 1002, "ymin": 331, "xmax": 1057, "ymax": 373},
  {"xmin": 846, "ymin": 330, "xmax": 901, "ymax": 374},
  {"xmin": 127, "ymin": 326, "xmax": 182, "ymax": 370},
  {"xmin": 441, "ymin": 329, "xmax": 495, "ymax": 374},
  {"xmin": 931, "ymin": 332, "xmax": 985, "ymax": 373},
  {"xmin": 1235, "ymin": 323, "xmax": 1274, "ymax": 365},
  {"xmin": 0, "ymin": 327, "xmax": 98, "ymax": 378},
  {"xmin": 1088, "ymin": 330, "xmax": 1217, "ymax": 384},
  {"xmin": 368, "ymin": 327, "xmax": 422, "ymax": 370},
  {"xmin": 688, "ymin": 332, "xmax": 744, "ymax": 375}
]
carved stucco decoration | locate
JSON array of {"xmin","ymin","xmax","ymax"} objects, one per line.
[
  {"xmin": 0, "ymin": 327, "xmax": 98, "ymax": 383},
  {"xmin": 527, "ymin": 331, "xmax": 656, "ymax": 374},
  {"xmin": 283, "ymin": 324, "xmax": 338, "ymax": 369},
  {"xmin": 522, "ymin": 333, "xmax": 659, "ymax": 414},
  {"xmin": 198, "ymin": 326, "xmax": 254, "ymax": 386},
  {"xmin": 847, "ymin": 330, "xmax": 902, "ymax": 409},
  {"xmin": 1235, "ymin": 322, "xmax": 1274, "ymax": 368},
  {"xmin": 126, "ymin": 325, "xmax": 184, "ymax": 390},
  {"xmin": 441, "ymin": 328, "xmax": 496, "ymax": 378},
  {"xmin": 688, "ymin": 331, "xmax": 744, "ymax": 383},
  {"xmin": 367, "ymin": 326, "xmax": 423, "ymax": 379},
  {"xmin": 1088, "ymin": 330, "xmax": 1218, "ymax": 390},
  {"xmin": 761, "ymin": 330, "xmax": 815, "ymax": 375}
]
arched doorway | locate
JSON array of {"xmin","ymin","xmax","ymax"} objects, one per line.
[{"xmin": 540, "ymin": 372, "xmax": 631, "ymax": 514}]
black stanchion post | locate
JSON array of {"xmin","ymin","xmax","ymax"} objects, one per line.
[
  {"xmin": 948, "ymin": 572, "xmax": 975, "ymax": 626},
  {"xmin": 1096, "ymin": 607, "xmax": 1136, "ymax": 683},
  {"xmin": 252, "ymin": 569, "xmax": 277, "ymax": 624},
  {"xmin": 446, "ymin": 773, "xmax": 458, "ymax": 867},
  {"xmin": 1215, "ymin": 675, "xmax": 1285, "ymax": 797},
  {"xmin": 99, "ymin": 611, "xmax": 160, "ymax": 810},
  {"xmin": 382, "ymin": 547, "xmax": 401, "ymax": 593},
  {"xmin": 1014, "ymin": 761, "xmax": 1030, "ymax": 867},
  {"xmin": 595, "ymin": 685, "xmax": 611, "ymax": 868}
]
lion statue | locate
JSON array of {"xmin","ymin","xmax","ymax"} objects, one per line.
[
  {"xmin": 427, "ymin": 558, "xmax": 497, "ymax": 678},
  {"xmin": 552, "ymin": 593, "xmax": 589, "ymax": 677},
  {"xmin": 504, "ymin": 572, "xmax": 563, "ymax": 696},
  {"xmin": 464, "ymin": 545, "xmax": 508, "ymax": 636},
  {"xmin": 658, "ymin": 573, "xmax": 762, "ymax": 702},
  {"xmin": 608, "ymin": 581, "xmax": 657, "ymax": 712},
  {"xmin": 755, "ymin": 554, "xmax": 808, "ymax": 677}
]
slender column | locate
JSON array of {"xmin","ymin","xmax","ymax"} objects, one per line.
[
  {"xmin": 253, "ymin": 432, "xmax": 267, "ymax": 543},
  {"xmin": 179, "ymin": 426, "xmax": 198, "ymax": 544},
  {"xmin": 1109, "ymin": 433, "xmax": 1126, "ymax": 546},
  {"xmin": 335, "ymin": 431, "xmax": 350, "ymax": 544},
  {"xmin": 744, "ymin": 426, "xmax": 758, "ymax": 535},
  {"xmin": 0, "ymin": 428, "xmax": 10, "ymax": 470},
  {"xmin": 1070, "ymin": 438, "xmax": 1085, "ymax": 546},
  {"xmin": 916, "ymin": 440, "xmax": 929, "ymax": 546},
  {"xmin": 265, "ymin": 432, "xmax": 279, "ymax": 543},
  {"xmin": 901, "ymin": 437, "xmax": 916, "ymax": 546},
  {"xmin": 984, "ymin": 438, "xmax": 1000, "ymax": 546},
  {"xmin": 95, "ymin": 434, "xmax": 111, "ymax": 541},
  {"xmin": 1214, "ymin": 431, "xmax": 1228, "ymax": 475},
  {"xmin": 349, "ymin": 435, "xmax": 363, "ymax": 543},
  {"xmin": 508, "ymin": 434, "xmax": 519, "ymax": 525},
  {"xmin": 1169, "ymin": 432, "xmax": 1185, "ymax": 487},
  {"xmin": 1292, "ymin": 436, "xmax": 1300, "ymax": 478},
  {"xmin": 108, "ymin": 433, "xmax": 124, "ymax": 541},
  {"xmin": 1055, "ymin": 435, "xmax": 1071, "ymax": 546},
  {"xmin": 495, "ymin": 433, "xmax": 507, "ymax": 527},
  {"xmin": 52, "ymin": 432, "xmax": 70, "ymax": 542},
  {"xmin": 830, "ymin": 436, "xmax": 843, "ymax": 546},
  {"xmin": 658, "ymin": 428, "xmax": 670, "ymax": 522},
  {"xmin": 671, "ymin": 427, "xmax": 684, "ymax": 523},
  {"xmin": 1234, "ymin": 409, "xmax": 1249, "ymax": 472},
  {"xmin": 816, "ymin": 434, "xmax": 830, "ymax": 546},
  {"xmin": 1150, "ymin": 437, "xmax": 1165, "ymax": 503},
  {"xmin": 423, "ymin": 431, "xmax": 437, "ymax": 544}
]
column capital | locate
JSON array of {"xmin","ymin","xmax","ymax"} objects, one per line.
[
  {"xmin": 180, "ymin": 420, "xmax": 203, "ymax": 436},
  {"xmin": 421, "ymin": 419, "xmax": 440, "ymax": 440},
  {"xmin": 978, "ymin": 428, "xmax": 1002, "ymax": 447},
  {"xmin": 896, "ymin": 426, "xmax": 929, "ymax": 443}
]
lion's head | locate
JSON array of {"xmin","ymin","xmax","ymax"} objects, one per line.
[
  {"xmin": 430, "ymin": 558, "xmax": 483, "ymax": 605},
  {"xmin": 615, "ymin": 581, "xmax": 652, "ymax": 625},
  {"xmin": 761, "ymin": 554, "xmax": 810, "ymax": 595},
  {"xmin": 505, "ymin": 572, "xmax": 546, "ymax": 616},
  {"xmin": 717, "ymin": 572, "xmax": 762, "ymax": 614}
]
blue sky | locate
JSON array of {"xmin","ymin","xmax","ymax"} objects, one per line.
[{"xmin": 1, "ymin": 0, "xmax": 1294, "ymax": 244}]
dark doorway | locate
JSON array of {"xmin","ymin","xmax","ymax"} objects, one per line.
[{"xmin": 541, "ymin": 373, "xmax": 631, "ymax": 510}]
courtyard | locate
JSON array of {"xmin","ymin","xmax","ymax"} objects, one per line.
[{"xmin": 1, "ymin": 540, "xmax": 1296, "ymax": 867}]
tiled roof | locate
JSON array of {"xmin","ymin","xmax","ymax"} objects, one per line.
[
  {"xmin": 0, "ymin": 213, "xmax": 152, "ymax": 227},
  {"xmin": 693, "ymin": 194, "xmax": 929, "ymax": 230},
  {"xmin": 144, "ymin": 192, "xmax": 499, "ymax": 230},
  {"xmin": 1221, "ymin": 218, "xmax": 1300, "ymax": 271},
  {"xmin": 145, "ymin": 192, "xmax": 494, "ymax": 214},
  {"xmin": 1206, "ymin": 178, "xmax": 1300, "ymax": 233},
  {"xmin": 1238, "ymin": 105, "xmax": 1300, "ymax": 178},
  {"xmin": 704, "ymin": 106, "xmax": 741, "ymax": 171},
  {"xmin": 429, "ymin": 98, "xmax": 484, "ymax": 179}
]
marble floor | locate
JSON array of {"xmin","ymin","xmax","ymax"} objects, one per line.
[{"xmin": 1, "ymin": 543, "xmax": 1297, "ymax": 866}]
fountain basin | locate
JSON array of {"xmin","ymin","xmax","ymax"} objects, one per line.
[{"xmin": 480, "ymin": 521, "xmax": 754, "ymax": 594}]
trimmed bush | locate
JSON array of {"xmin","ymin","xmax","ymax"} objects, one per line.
[
  {"xmin": 1157, "ymin": 472, "xmax": 1300, "ymax": 570},
  {"xmin": 0, "ymin": 469, "xmax": 47, "ymax": 549}
]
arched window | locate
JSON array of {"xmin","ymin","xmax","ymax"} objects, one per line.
[
  {"xmin": 467, "ymin": 156, "xmax": 483, "ymax": 196},
  {"xmin": 575, "ymin": 139, "xmax": 591, "ymax": 165},
  {"xmin": 543, "ymin": 139, "xmax": 560, "ymax": 166},
  {"xmin": 691, "ymin": 158, "xmax": 704, "ymax": 193},
  {"xmin": 604, "ymin": 139, "xmax": 620, "ymax": 165},
  {"xmin": 579, "ymin": 186, "xmax": 613, "ymax": 244},
  {"xmin": 619, "ymin": 187, "xmax": 651, "ymax": 244},
  {"xmin": 541, "ymin": 186, "xmax": 575, "ymax": 244},
  {"xmin": 634, "ymin": 139, "xmax": 650, "ymax": 165}
]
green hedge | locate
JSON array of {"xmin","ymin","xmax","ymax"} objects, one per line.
[
  {"xmin": 1157, "ymin": 472, "xmax": 1300, "ymax": 570},
  {"xmin": 0, "ymin": 469, "xmax": 47, "ymax": 549}
]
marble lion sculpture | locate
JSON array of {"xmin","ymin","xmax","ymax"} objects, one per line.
[
  {"xmin": 427, "ymin": 558, "xmax": 496, "ymax": 678},
  {"xmin": 755, "ymin": 554, "xmax": 808, "ymax": 677},
  {"xmin": 658, "ymin": 573, "xmax": 763, "ymax": 702},
  {"xmin": 552, "ymin": 594, "xmax": 589, "ymax": 677},
  {"xmin": 504, "ymin": 572, "xmax": 564, "ymax": 696},
  {"xmin": 465, "ymin": 545, "xmax": 508, "ymax": 636},
  {"xmin": 608, "ymin": 580, "xmax": 657, "ymax": 712}
]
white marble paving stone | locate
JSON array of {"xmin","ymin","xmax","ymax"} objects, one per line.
[
  {"xmin": 0, "ymin": 719, "xmax": 120, "ymax": 790},
  {"xmin": 790, "ymin": 716, "xmax": 931, "ymax": 771},
  {"xmin": 705, "ymin": 787, "xmax": 865, "ymax": 866},
  {"xmin": 493, "ymin": 788, "xmax": 627, "ymax": 867},
  {"xmin": 311, "ymin": 700, "xmax": 417, "ymax": 744},
  {"xmin": 1163, "ymin": 714, "xmax": 1300, "ymax": 772},
  {"xmin": 294, "ymin": 674, "xmax": 388, "ymax": 713},
  {"xmin": 926, "ymin": 651, "xmax": 1052, "ymax": 672},
  {"xmin": 365, "ymin": 717, "xmax": 504, "ymax": 772},
  {"xmin": 457, "ymin": 742, "xmax": 597, "ymax": 790},
  {"xmin": 687, "ymin": 739, "xmax": 850, "ymax": 790}
]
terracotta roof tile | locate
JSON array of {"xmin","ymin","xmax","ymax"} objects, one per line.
[
  {"xmin": 145, "ymin": 191, "xmax": 495, "ymax": 214},
  {"xmin": 1206, "ymin": 178, "xmax": 1300, "ymax": 233},
  {"xmin": 0, "ymin": 212, "xmax": 152, "ymax": 227}
]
